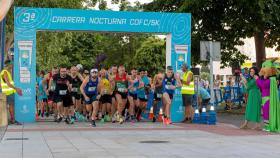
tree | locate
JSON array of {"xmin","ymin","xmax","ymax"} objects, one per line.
[
  {"xmin": 131, "ymin": 37, "xmax": 165, "ymax": 76},
  {"xmin": 144, "ymin": 0, "xmax": 280, "ymax": 68},
  {"xmin": 5, "ymin": 0, "xmax": 85, "ymax": 59}
]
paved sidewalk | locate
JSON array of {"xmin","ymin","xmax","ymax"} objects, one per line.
[{"xmin": 0, "ymin": 121, "xmax": 279, "ymax": 158}]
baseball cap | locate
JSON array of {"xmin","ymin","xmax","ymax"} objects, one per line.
[{"xmin": 90, "ymin": 68, "xmax": 98, "ymax": 73}]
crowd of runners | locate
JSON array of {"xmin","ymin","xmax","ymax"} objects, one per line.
[{"xmin": 36, "ymin": 64, "xmax": 184, "ymax": 127}]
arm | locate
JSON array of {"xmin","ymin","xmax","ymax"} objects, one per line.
[
  {"xmin": 77, "ymin": 73, "xmax": 84, "ymax": 82},
  {"xmin": 175, "ymin": 73, "xmax": 182, "ymax": 87},
  {"xmin": 80, "ymin": 77, "xmax": 89, "ymax": 99}
]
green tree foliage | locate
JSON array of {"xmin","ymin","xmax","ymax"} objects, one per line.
[
  {"xmin": 131, "ymin": 37, "xmax": 165, "ymax": 76},
  {"xmin": 144, "ymin": 0, "xmax": 280, "ymax": 68}
]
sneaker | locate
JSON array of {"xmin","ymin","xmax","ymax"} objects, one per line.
[
  {"xmin": 119, "ymin": 116, "xmax": 124, "ymax": 124},
  {"xmin": 57, "ymin": 116, "xmax": 63, "ymax": 123},
  {"xmin": 14, "ymin": 120, "xmax": 22, "ymax": 125},
  {"xmin": 38, "ymin": 110, "xmax": 41, "ymax": 116},
  {"xmin": 163, "ymin": 117, "xmax": 168, "ymax": 125},
  {"xmin": 70, "ymin": 117, "xmax": 75, "ymax": 124},
  {"xmin": 130, "ymin": 115, "xmax": 136, "ymax": 123},
  {"xmin": 136, "ymin": 112, "xmax": 141, "ymax": 122},
  {"xmin": 91, "ymin": 120, "xmax": 96, "ymax": 127},
  {"xmin": 41, "ymin": 111, "xmax": 44, "ymax": 118},
  {"xmin": 45, "ymin": 112, "xmax": 49, "ymax": 118},
  {"xmin": 166, "ymin": 118, "xmax": 172, "ymax": 125},
  {"xmin": 100, "ymin": 118, "xmax": 105, "ymax": 123},
  {"xmin": 112, "ymin": 114, "xmax": 116, "ymax": 123},
  {"xmin": 152, "ymin": 117, "xmax": 156, "ymax": 123},
  {"xmin": 65, "ymin": 118, "xmax": 70, "ymax": 124}
]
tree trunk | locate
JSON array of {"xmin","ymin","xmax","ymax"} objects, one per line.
[{"xmin": 254, "ymin": 31, "xmax": 266, "ymax": 69}]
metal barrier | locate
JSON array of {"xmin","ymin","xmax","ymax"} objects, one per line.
[{"xmin": 193, "ymin": 87, "xmax": 244, "ymax": 107}]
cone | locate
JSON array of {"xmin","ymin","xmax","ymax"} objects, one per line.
[
  {"xmin": 200, "ymin": 107, "xmax": 208, "ymax": 124},
  {"xmin": 207, "ymin": 105, "xmax": 216, "ymax": 125},
  {"xmin": 192, "ymin": 109, "xmax": 200, "ymax": 124},
  {"xmin": 158, "ymin": 108, "xmax": 163, "ymax": 122},
  {"xmin": 149, "ymin": 107, "xmax": 154, "ymax": 120}
]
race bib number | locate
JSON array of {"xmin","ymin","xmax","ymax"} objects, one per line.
[
  {"xmin": 165, "ymin": 85, "xmax": 170, "ymax": 90},
  {"xmin": 59, "ymin": 90, "xmax": 67, "ymax": 95},
  {"xmin": 72, "ymin": 87, "xmax": 78, "ymax": 92},
  {"xmin": 157, "ymin": 93, "xmax": 162, "ymax": 98},
  {"xmin": 88, "ymin": 87, "xmax": 96, "ymax": 92},
  {"xmin": 118, "ymin": 88, "xmax": 126, "ymax": 92},
  {"xmin": 50, "ymin": 86, "xmax": 56, "ymax": 91},
  {"xmin": 131, "ymin": 87, "xmax": 137, "ymax": 92}
]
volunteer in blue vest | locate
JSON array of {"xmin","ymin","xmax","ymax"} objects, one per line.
[
  {"xmin": 181, "ymin": 63, "xmax": 195, "ymax": 123},
  {"xmin": 0, "ymin": 59, "xmax": 23, "ymax": 124}
]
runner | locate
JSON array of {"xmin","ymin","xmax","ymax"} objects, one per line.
[
  {"xmin": 127, "ymin": 68, "xmax": 139, "ymax": 122},
  {"xmin": 114, "ymin": 65, "xmax": 128, "ymax": 124},
  {"xmin": 109, "ymin": 65, "xmax": 118, "ymax": 122},
  {"xmin": 136, "ymin": 68, "xmax": 151, "ymax": 121},
  {"xmin": 162, "ymin": 66, "xmax": 181, "ymax": 124},
  {"xmin": 52, "ymin": 65, "xmax": 74, "ymax": 124},
  {"xmin": 43, "ymin": 67, "xmax": 59, "ymax": 120},
  {"xmin": 152, "ymin": 70, "xmax": 165, "ymax": 122},
  {"xmin": 70, "ymin": 66, "xmax": 84, "ymax": 120},
  {"xmin": 80, "ymin": 68, "xmax": 99, "ymax": 127},
  {"xmin": 98, "ymin": 68, "xmax": 113, "ymax": 123},
  {"xmin": 36, "ymin": 70, "xmax": 48, "ymax": 118}
]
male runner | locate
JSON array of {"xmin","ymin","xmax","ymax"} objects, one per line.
[
  {"xmin": 98, "ymin": 68, "xmax": 113, "ymax": 122},
  {"xmin": 80, "ymin": 68, "xmax": 99, "ymax": 127},
  {"xmin": 127, "ymin": 68, "xmax": 139, "ymax": 122},
  {"xmin": 52, "ymin": 65, "xmax": 74, "ymax": 124},
  {"xmin": 162, "ymin": 66, "xmax": 181, "ymax": 124},
  {"xmin": 114, "ymin": 65, "xmax": 128, "ymax": 124}
]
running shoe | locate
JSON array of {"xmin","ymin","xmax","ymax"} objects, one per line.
[
  {"xmin": 100, "ymin": 118, "xmax": 105, "ymax": 123},
  {"xmin": 65, "ymin": 118, "xmax": 70, "ymax": 124},
  {"xmin": 91, "ymin": 120, "xmax": 96, "ymax": 127},
  {"xmin": 56, "ymin": 116, "xmax": 63, "ymax": 123}
]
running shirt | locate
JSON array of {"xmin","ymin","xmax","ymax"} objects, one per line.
[
  {"xmin": 137, "ymin": 76, "xmax": 150, "ymax": 99},
  {"xmin": 198, "ymin": 87, "xmax": 211, "ymax": 100},
  {"xmin": 162, "ymin": 74, "xmax": 176, "ymax": 95},
  {"xmin": 84, "ymin": 76, "xmax": 98, "ymax": 96},
  {"xmin": 154, "ymin": 82, "xmax": 163, "ymax": 99},
  {"xmin": 52, "ymin": 74, "xmax": 72, "ymax": 96},
  {"xmin": 100, "ymin": 78, "xmax": 111, "ymax": 95},
  {"xmin": 115, "ymin": 73, "xmax": 128, "ymax": 93},
  {"xmin": 37, "ymin": 76, "xmax": 47, "ymax": 100},
  {"xmin": 128, "ymin": 77, "xmax": 139, "ymax": 94},
  {"xmin": 71, "ymin": 76, "xmax": 82, "ymax": 94}
]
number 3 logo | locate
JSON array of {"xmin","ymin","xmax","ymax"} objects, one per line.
[{"xmin": 22, "ymin": 13, "xmax": 30, "ymax": 22}]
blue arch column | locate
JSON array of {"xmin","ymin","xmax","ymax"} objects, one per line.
[{"xmin": 14, "ymin": 7, "xmax": 191, "ymax": 123}]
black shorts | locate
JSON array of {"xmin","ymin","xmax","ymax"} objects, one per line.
[
  {"xmin": 182, "ymin": 94, "xmax": 193, "ymax": 106},
  {"xmin": 138, "ymin": 97, "xmax": 148, "ymax": 102},
  {"xmin": 128, "ymin": 92, "xmax": 137, "ymax": 100},
  {"xmin": 116, "ymin": 91, "xmax": 127, "ymax": 99},
  {"xmin": 168, "ymin": 93, "xmax": 174, "ymax": 100},
  {"xmin": 48, "ymin": 91, "xmax": 55, "ymax": 101},
  {"xmin": 154, "ymin": 93, "xmax": 163, "ymax": 101},
  {"xmin": 54, "ymin": 94, "xmax": 73, "ymax": 107},
  {"xmin": 71, "ymin": 92, "xmax": 81, "ymax": 100},
  {"xmin": 99, "ymin": 94, "xmax": 112, "ymax": 104}
]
